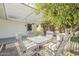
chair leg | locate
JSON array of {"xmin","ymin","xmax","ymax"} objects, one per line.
[
  {"xmin": 15, "ymin": 43, "xmax": 24, "ymax": 56},
  {"xmin": 35, "ymin": 45, "xmax": 39, "ymax": 56},
  {"xmin": 2, "ymin": 44, "xmax": 6, "ymax": 50},
  {"xmin": 0, "ymin": 44, "xmax": 6, "ymax": 52},
  {"xmin": 0, "ymin": 44, "xmax": 3, "ymax": 52}
]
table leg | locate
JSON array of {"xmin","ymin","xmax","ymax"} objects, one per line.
[{"xmin": 36, "ymin": 45, "xmax": 39, "ymax": 56}]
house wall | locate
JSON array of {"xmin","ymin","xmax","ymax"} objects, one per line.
[
  {"xmin": 0, "ymin": 19, "xmax": 40, "ymax": 39},
  {"xmin": 0, "ymin": 19, "xmax": 27, "ymax": 38}
]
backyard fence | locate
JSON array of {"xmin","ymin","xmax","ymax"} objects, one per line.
[{"xmin": 70, "ymin": 41, "xmax": 79, "ymax": 55}]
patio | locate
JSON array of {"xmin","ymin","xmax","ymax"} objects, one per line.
[
  {"xmin": 0, "ymin": 32, "xmax": 71, "ymax": 56},
  {"xmin": 0, "ymin": 3, "xmax": 79, "ymax": 56},
  {"xmin": 0, "ymin": 36, "xmax": 53, "ymax": 56}
]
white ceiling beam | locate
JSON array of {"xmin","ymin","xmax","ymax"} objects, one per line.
[{"xmin": 3, "ymin": 3, "xmax": 8, "ymax": 20}]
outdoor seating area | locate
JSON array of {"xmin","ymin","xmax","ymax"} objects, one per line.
[
  {"xmin": 0, "ymin": 3, "xmax": 79, "ymax": 56},
  {"xmin": 0, "ymin": 31, "xmax": 71, "ymax": 56}
]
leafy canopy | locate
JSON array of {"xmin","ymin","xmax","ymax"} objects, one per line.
[{"xmin": 35, "ymin": 3, "xmax": 79, "ymax": 29}]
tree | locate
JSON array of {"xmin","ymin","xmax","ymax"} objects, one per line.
[{"xmin": 35, "ymin": 3, "xmax": 79, "ymax": 32}]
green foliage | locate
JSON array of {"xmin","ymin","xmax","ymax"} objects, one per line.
[
  {"xmin": 70, "ymin": 50, "xmax": 79, "ymax": 55},
  {"xmin": 71, "ymin": 35, "xmax": 79, "ymax": 43},
  {"xmin": 35, "ymin": 3, "xmax": 79, "ymax": 29}
]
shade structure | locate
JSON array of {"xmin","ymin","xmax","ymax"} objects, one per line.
[{"xmin": 0, "ymin": 3, "xmax": 43, "ymax": 24}]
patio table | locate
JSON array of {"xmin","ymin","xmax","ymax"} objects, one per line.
[
  {"xmin": 27, "ymin": 35, "xmax": 52, "ymax": 49},
  {"xmin": 27, "ymin": 35, "xmax": 52, "ymax": 55},
  {"xmin": 27, "ymin": 35, "xmax": 51, "ymax": 44}
]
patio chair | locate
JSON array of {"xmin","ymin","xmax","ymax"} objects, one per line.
[
  {"xmin": 46, "ymin": 31, "xmax": 54, "ymax": 38},
  {"xmin": 43, "ymin": 33, "xmax": 70, "ymax": 56},
  {"xmin": 56, "ymin": 35, "xmax": 70, "ymax": 55},
  {"xmin": 43, "ymin": 41, "xmax": 61, "ymax": 55},
  {"xmin": 45, "ymin": 31, "xmax": 56, "ymax": 43},
  {"xmin": 15, "ymin": 33, "xmax": 38, "ymax": 56}
]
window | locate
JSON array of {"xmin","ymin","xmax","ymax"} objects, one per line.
[{"xmin": 27, "ymin": 24, "xmax": 32, "ymax": 31}]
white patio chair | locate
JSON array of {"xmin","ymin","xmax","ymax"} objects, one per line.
[
  {"xmin": 45, "ymin": 31, "xmax": 55, "ymax": 43},
  {"xmin": 43, "ymin": 41, "xmax": 61, "ymax": 55},
  {"xmin": 55, "ymin": 35, "xmax": 71, "ymax": 56},
  {"xmin": 15, "ymin": 33, "xmax": 38, "ymax": 56},
  {"xmin": 46, "ymin": 31, "xmax": 54, "ymax": 38},
  {"xmin": 56, "ymin": 33, "xmax": 66, "ymax": 42},
  {"xmin": 43, "ymin": 33, "xmax": 70, "ymax": 56}
]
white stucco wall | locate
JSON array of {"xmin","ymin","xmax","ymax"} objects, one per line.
[
  {"xmin": 0, "ymin": 19, "xmax": 40, "ymax": 39},
  {"xmin": 0, "ymin": 19, "xmax": 27, "ymax": 38}
]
